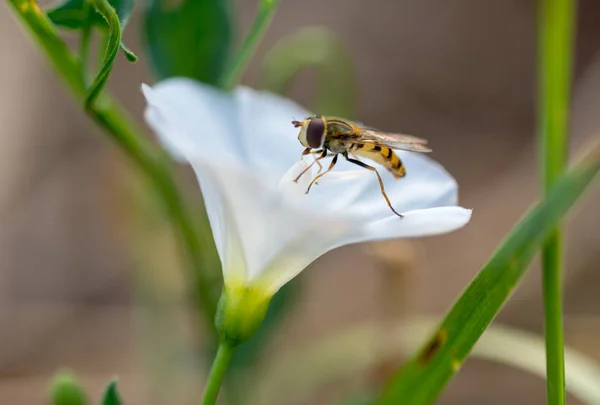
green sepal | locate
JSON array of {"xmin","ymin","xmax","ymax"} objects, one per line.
[{"xmin": 215, "ymin": 284, "xmax": 271, "ymax": 347}]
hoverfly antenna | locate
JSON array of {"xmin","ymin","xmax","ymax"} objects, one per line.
[{"xmin": 291, "ymin": 119, "xmax": 302, "ymax": 128}]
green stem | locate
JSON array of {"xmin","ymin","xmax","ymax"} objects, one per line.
[
  {"xmin": 79, "ymin": 0, "xmax": 92, "ymax": 85},
  {"xmin": 221, "ymin": 0, "xmax": 280, "ymax": 90},
  {"xmin": 202, "ymin": 343, "xmax": 236, "ymax": 405},
  {"xmin": 6, "ymin": 0, "xmax": 218, "ymax": 336},
  {"xmin": 538, "ymin": 0, "xmax": 575, "ymax": 404}
]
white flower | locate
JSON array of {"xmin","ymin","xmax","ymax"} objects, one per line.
[{"xmin": 142, "ymin": 78, "xmax": 471, "ymax": 342}]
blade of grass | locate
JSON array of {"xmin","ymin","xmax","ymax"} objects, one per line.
[
  {"xmin": 373, "ymin": 139, "xmax": 600, "ymax": 405},
  {"xmin": 538, "ymin": 1, "xmax": 576, "ymax": 404}
]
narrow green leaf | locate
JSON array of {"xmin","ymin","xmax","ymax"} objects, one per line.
[
  {"xmin": 143, "ymin": 0, "xmax": 231, "ymax": 85},
  {"xmin": 102, "ymin": 379, "xmax": 123, "ymax": 405},
  {"xmin": 374, "ymin": 142, "xmax": 600, "ymax": 405},
  {"xmin": 261, "ymin": 26, "xmax": 356, "ymax": 118}
]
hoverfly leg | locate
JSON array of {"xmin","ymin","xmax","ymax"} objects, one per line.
[
  {"xmin": 294, "ymin": 149, "xmax": 327, "ymax": 183},
  {"xmin": 306, "ymin": 154, "xmax": 338, "ymax": 194},
  {"xmin": 315, "ymin": 158, "xmax": 324, "ymax": 175},
  {"xmin": 343, "ymin": 153, "xmax": 404, "ymax": 218}
]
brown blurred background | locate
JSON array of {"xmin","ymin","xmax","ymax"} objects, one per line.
[{"xmin": 2, "ymin": 0, "xmax": 600, "ymax": 404}]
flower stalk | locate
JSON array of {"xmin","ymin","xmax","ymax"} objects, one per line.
[
  {"xmin": 538, "ymin": 0, "xmax": 575, "ymax": 404},
  {"xmin": 201, "ymin": 342, "xmax": 236, "ymax": 405}
]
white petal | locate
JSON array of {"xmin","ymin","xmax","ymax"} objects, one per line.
[
  {"xmin": 362, "ymin": 207, "xmax": 473, "ymax": 240},
  {"xmin": 142, "ymin": 79, "xmax": 243, "ymax": 164},
  {"xmin": 257, "ymin": 206, "xmax": 472, "ymax": 294},
  {"xmin": 235, "ymin": 87, "xmax": 312, "ymax": 175},
  {"xmin": 294, "ymin": 151, "xmax": 459, "ymax": 220},
  {"xmin": 193, "ymin": 160, "xmax": 346, "ymax": 283}
]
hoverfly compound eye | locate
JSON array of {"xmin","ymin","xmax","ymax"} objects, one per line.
[{"xmin": 306, "ymin": 117, "xmax": 325, "ymax": 148}]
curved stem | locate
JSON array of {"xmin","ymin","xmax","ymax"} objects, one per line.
[{"xmin": 202, "ymin": 342, "xmax": 236, "ymax": 405}]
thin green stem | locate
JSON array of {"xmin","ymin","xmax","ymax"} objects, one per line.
[
  {"xmin": 6, "ymin": 0, "xmax": 218, "ymax": 336},
  {"xmin": 221, "ymin": 0, "xmax": 280, "ymax": 90},
  {"xmin": 538, "ymin": 0, "xmax": 576, "ymax": 405},
  {"xmin": 201, "ymin": 342, "xmax": 236, "ymax": 405},
  {"xmin": 79, "ymin": 0, "xmax": 93, "ymax": 85}
]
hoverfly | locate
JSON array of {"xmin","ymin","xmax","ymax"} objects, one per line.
[{"xmin": 292, "ymin": 115, "xmax": 431, "ymax": 218}]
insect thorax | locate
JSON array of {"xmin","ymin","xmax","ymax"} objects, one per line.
[{"xmin": 324, "ymin": 137, "xmax": 350, "ymax": 154}]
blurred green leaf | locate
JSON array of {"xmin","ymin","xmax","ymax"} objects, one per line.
[
  {"xmin": 46, "ymin": 0, "xmax": 136, "ymax": 61},
  {"xmin": 49, "ymin": 370, "xmax": 88, "ymax": 405},
  {"xmin": 261, "ymin": 27, "xmax": 356, "ymax": 118},
  {"xmin": 374, "ymin": 141, "xmax": 600, "ymax": 405},
  {"xmin": 143, "ymin": 0, "xmax": 231, "ymax": 85},
  {"xmin": 101, "ymin": 380, "xmax": 123, "ymax": 405},
  {"xmin": 47, "ymin": 0, "xmax": 133, "ymax": 28}
]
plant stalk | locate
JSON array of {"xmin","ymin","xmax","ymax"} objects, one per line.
[{"xmin": 538, "ymin": 0, "xmax": 576, "ymax": 404}]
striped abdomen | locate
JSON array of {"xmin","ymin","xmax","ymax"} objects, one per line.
[{"xmin": 352, "ymin": 143, "xmax": 406, "ymax": 178}]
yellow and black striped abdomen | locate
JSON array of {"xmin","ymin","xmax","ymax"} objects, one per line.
[{"xmin": 352, "ymin": 143, "xmax": 406, "ymax": 178}]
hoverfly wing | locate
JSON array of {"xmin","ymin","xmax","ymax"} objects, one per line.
[
  {"xmin": 359, "ymin": 129, "xmax": 432, "ymax": 153},
  {"xmin": 360, "ymin": 128, "xmax": 428, "ymax": 144}
]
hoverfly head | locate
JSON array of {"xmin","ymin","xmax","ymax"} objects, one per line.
[{"xmin": 296, "ymin": 115, "xmax": 326, "ymax": 149}]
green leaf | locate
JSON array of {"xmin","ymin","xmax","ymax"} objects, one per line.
[
  {"xmin": 373, "ymin": 143, "xmax": 600, "ymax": 405},
  {"xmin": 47, "ymin": 0, "xmax": 133, "ymax": 29},
  {"xmin": 49, "ymin": 370, "xmax": 88, "ymax": 405},
  {"xmin": 143, "ymin": 0, "xmax": 231, "ymax": 86},
  {"xmin": 101, "ymin": 379, "xmax": 123, "ymax": 405},
  {"xmin": 46, "ymin": 0, "xmax": 136, "ymax": 61}
]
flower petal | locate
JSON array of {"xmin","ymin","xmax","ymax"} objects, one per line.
[
  {"xmin": 256, "ymin": 206, "xmax": 472, "ymax": 294},
  {"xmin": 235, "ymin": 87, "xmax": 312, "ymax": 174},
  {"xmin": 362, "ymin": 206, "xmax": 473, "ymax": 240},
  {"xmin": 142, "ymin": 79, "xmax": 244, "ymax": 164}
]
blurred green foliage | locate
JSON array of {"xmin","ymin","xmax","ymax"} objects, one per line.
[
  {"xmin": 101, "ymin": 380, "xmax": 124, "ymax": 405},
  {"xmin": 261, "ymin": 27, "xmax": 356, "ymax": 118},
  {"xmin": 49, "ymin": 371, "xmax": 88, "ymax": 405},
  {"xmin": 143, "ymin": 0, "xmax": 231, "ymax": 86}
]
